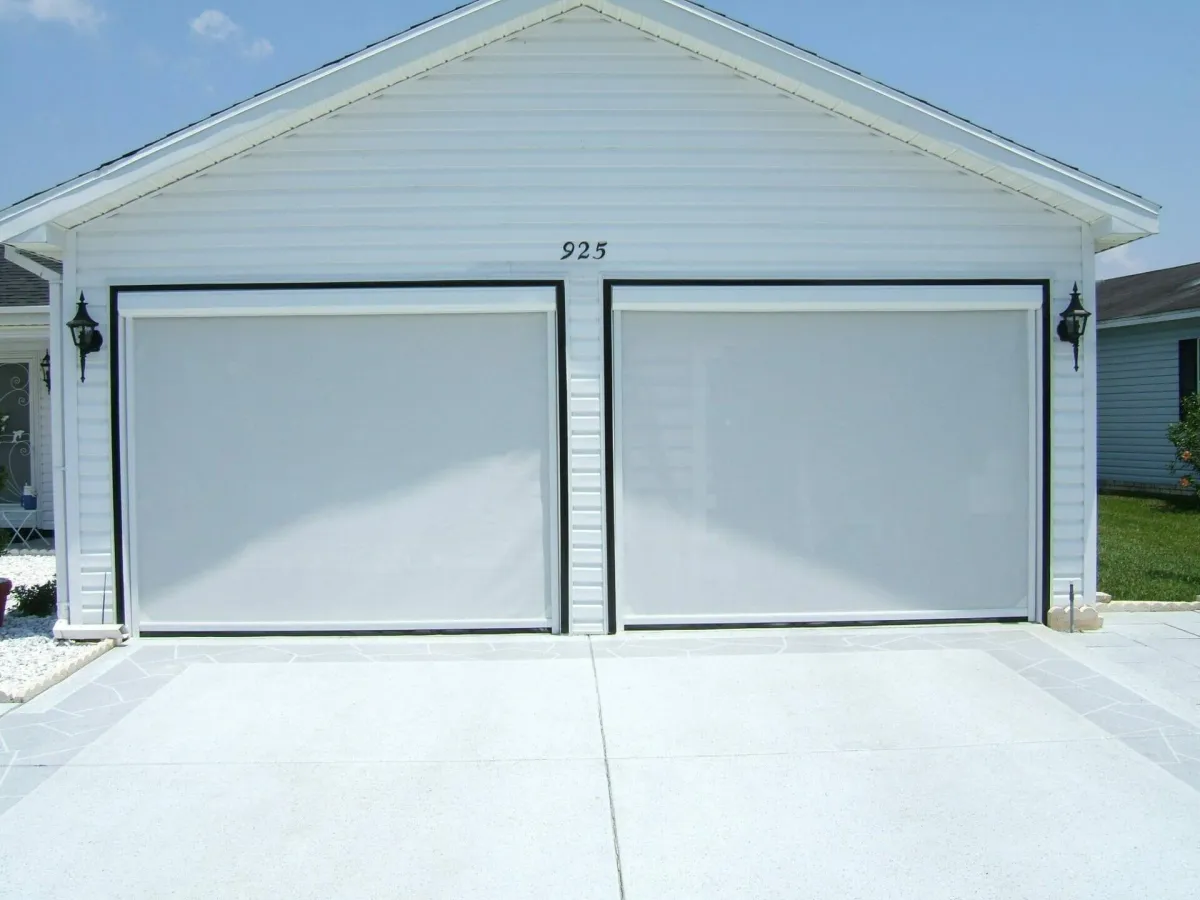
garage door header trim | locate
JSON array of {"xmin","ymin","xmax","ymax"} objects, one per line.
[
  {"xmin": 611, "ymin": 283, "xmax": 1044, "ymax": 313},
  {"xmin": 117, "ymin": 286, "xmax": 558, "ymax": 318}
]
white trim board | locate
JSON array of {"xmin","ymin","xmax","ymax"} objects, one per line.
[
  {"xmin": 0, "ymin": 306, "xmax": 50, "ymax": 331},
  {"xmin": 135, "ymin": 619, "xmax": 553, "ymax": 634},
  {"xmin": 1098, "ymin": 308, "xmax": 1200, "ymax": 330},
  {"xmin": 611, "ymin": 283, "xmax": 1045, "ymax": 312},
  {"xmin": 2, "ymin": 246, "xmax": 61, "ymax": 283},
  {"xmin": 0, "ymin": 0, "xmax": 1157, "ymax": 244},
  {"xmin": 623, "ymin": 609, "xmax": 1032, "ymax": 626},
  {"xmin": 117, "ymin": 287, "xmax": 556, "ymax": 318},
  {"xmin": 0, "ymin": 319, "xmax": 50, "ymax": 332}
]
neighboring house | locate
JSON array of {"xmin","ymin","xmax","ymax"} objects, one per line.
[
  {"xmin": 0, "ymin": 0, "xmax": 1159, "ymax": 640},
  {"xmin": 0, "ymin": 248, "xmax": 56, "ymax": 535},
  {"xmin": 1098, "ymin": 263, "xmax": 1200, "ymax": 490}
]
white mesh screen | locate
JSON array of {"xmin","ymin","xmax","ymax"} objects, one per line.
[
  {"xmin": 616, "ymin": 306, "xmax": 1034, "ymax": 623},
  {"xmin": 129, "ymin": 310, "xmax": 555, "ymax": 630}
]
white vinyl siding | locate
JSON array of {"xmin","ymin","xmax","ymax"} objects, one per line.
[
  {"xmin": 1098, "ymin": 319, "xmax": 1200, "ymax": 487},
  {"xmin": 68, "ymin": 7, "xmax": 1089, "ymax": 629}
]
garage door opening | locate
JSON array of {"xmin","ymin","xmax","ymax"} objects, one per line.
[
  {"xmin": 605, "ymin": 281, "xmax": 1046, "ymax": 631},
  {"xmin": 115, "ymin": 284, "xmax": 566, "ymax": 635}
]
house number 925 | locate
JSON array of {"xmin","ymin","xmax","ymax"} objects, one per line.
[{"xmin": 561, "ymin": 241, "xmax": 607, "ymax": 260}]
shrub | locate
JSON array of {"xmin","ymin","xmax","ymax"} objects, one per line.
[
  {"xmin": 1168, "ymin": 393, "xmax": 1200, "ymax": 498},
  {"xmin": 13, "ymin": 579, "xmax": 57, "ymax": 618}
]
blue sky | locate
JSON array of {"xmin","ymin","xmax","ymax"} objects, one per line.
[{"xmin": 0, "ymin": 0, "xmax": 1193, "ymax": 278}]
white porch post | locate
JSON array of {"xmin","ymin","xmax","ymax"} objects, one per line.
[
  {"xmin": 59, "ymin": 229, "xmax": 82, "ymax": 630},
  {"xmin": 48, "ymin": 277, "xmax": 70, "ymax": 624}
]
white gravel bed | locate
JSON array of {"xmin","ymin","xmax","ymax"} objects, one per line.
[
  {"xmin": 2, "ymin": 552, "xmax": 57, "ymax": 589},
  {"xmin": 0, "ymin": 552, "xmax": 92, "ymax": 702}
]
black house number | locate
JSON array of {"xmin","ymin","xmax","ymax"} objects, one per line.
[{"xmin": 561, "ymin": 241, "xmax": 607, "ymax": 260}]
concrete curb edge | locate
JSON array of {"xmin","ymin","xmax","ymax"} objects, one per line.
[
  {"xmin": 0, "ymin": 639, "xmax": 115, "ymax": 703},
  {"xmin": 1096, "ymin": 600, "xmax": 1200, "ymax": 612}
]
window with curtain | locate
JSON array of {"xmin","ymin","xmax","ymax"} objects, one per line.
[
  {"xmin": 1181, "ymin": 338, "xmax": 1199, "ymax": 420},
  {"xmin": 0, "ymin": 362, "xmax": 32, "ymax": 504}
]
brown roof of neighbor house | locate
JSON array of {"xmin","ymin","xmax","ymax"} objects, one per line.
[
  {"xmin": 1098, "ymin": 262, "xmax": 1200, "ymax": 322},
  {"xmin": 0, "ymin": 255, "xmax": 50, "ymax": 307}
]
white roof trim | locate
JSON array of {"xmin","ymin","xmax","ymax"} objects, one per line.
[
  {"xmin": 1098, "ymin": 308, "xmax": 1200, "ymax": 330},
  {"xmin": 0, "ymin": 0, "xmax": 1159, "ymax": 245},
  {"xmin": 598, "ymin": 0, "xmax": 1158, "ymax": 239},
  {"xmin": 3, "ymin": 246, "xmax": 61, "ymax": 283},
  {"xmin": 0, "ymin": 306, "xmax": 51, "ymax": 329}
]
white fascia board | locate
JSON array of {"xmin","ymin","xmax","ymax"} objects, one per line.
[
  {"xmin": 4, "ymin": 225, "xmax": 67, "ymax": 260},
  {"xmin": 1095, "ymin": 234, "xmax": 1147, "ymax": 253},
  {"xmin": 9, "ymin": 224, "xmax": 67, "ymax": 247},
  {"xmin": 597, "ymin": 0, "xmax": 1160, "ymax": 234},
  {"xmin": 3, "ymin": 245, "xmax": 62, "ymax": 283},
  {"xmin": 0, "ymin": 0, "xmax": 1159, "ymax": 239},
  {"xmin": 1098, "ymin": 309, "xmax": 1200, "ymax": 330},
  {"xmin": 0, "ymin": 307, "xmax": 51, "ymax": 329},
  {"xmin": 0, "ymin": 0, "xmax": 573, "ymax": 241},
  {"xmin": 1090, "ymin": 215, "xmax": 1157, "ymax": 253}
]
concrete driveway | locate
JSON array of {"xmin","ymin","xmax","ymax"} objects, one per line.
[{"xmin": 2, "ymin": 625, "xmax": 1199, "ymax": 899}]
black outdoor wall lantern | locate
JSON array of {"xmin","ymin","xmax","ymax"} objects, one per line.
[
  {"xmin": 40, "ymin": 350, "xmax": 50, "ymax": 391},
  {"xmin": 1056, "ymin": 282, "xmax": 1092, "ymax": 372},
  {"xmin": 67, "ymin": 293, "xmax": 103, "ymax": 383}
]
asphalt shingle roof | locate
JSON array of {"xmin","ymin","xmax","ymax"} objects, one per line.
[
  {"xmin": 20, "ymin": 251, "xmax": 61, "ymax": 274},
  {"xmin": 0, "ymin": 255, "xmax": 50, "ymax": 307},
  {"xmin": 1097, "ymin": 262, "xmax": 1200, "ymax": 322}
]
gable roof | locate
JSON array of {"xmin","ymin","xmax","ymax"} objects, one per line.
[
  {"xmin": 0, "ymin": 0, "xmax": 1159, "ymax": 252},
  {"xmin": 1097, "ymin": 262, "xmax": 1200, "ymax": 325}
]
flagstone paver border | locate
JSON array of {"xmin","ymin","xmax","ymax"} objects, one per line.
[
  {"xmin": 2, "ymin": 627, "xmax": 1199, "ymax": 815},
  {"xmin": 0, "ymin": 640, "xmax": 115, "ymax": 704}
]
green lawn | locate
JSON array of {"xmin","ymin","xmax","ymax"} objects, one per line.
[{"xmin": 1098, "ymin": 492, "xmax": 1200, "ymax": 603}]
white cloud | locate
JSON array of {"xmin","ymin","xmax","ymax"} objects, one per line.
[
  {"xmin": 0, "ymin": 0, "xmax": 105, "ymax": 30},
  {"xmin": 189, "ymin": 8, "xmax": 273, "ymax": 60},
  {"xmin": 1096, "ymin": 244, "xmax": 1145, "ymax": 281},
  {"xmin": 243, "ymin": 36, "xmax": 273, "ymax": 60},
  {"xmin": 189, "ymin": 8, "xmax": 239, "ymax": 42}
]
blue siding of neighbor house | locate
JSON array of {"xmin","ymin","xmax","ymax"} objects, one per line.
[{"xmin": 1098, "ymin": 318, "xmax": 1200, "ymax": 486}]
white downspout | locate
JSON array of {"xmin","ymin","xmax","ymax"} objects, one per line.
[{"xmin": 48, "ymin": 278, "xmax": 69, "ymax": 626}]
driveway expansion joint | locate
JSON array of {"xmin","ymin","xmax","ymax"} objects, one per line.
[{"xmin": 2, "ymin": 626, "xmax": 1199, "ymax": 817}]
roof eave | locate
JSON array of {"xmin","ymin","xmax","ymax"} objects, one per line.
[
  {"xmin": 0, "ymin": 0, "xmax": 573, "ymax": 243},
  {"xmin": 1098, "ymin": 308, "xmax": 1200, "ymax": 330},
  {"xmin": 594, "ymin": 0, "xmax": 1159, "ymax": 233},
  {"xmin": 1091, "ymin": 215, "xmax": 1159, "ymax": 253},
  {"xmin": 0, "ymin": 0, "xmax": 1160, "ymax": 245}
]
